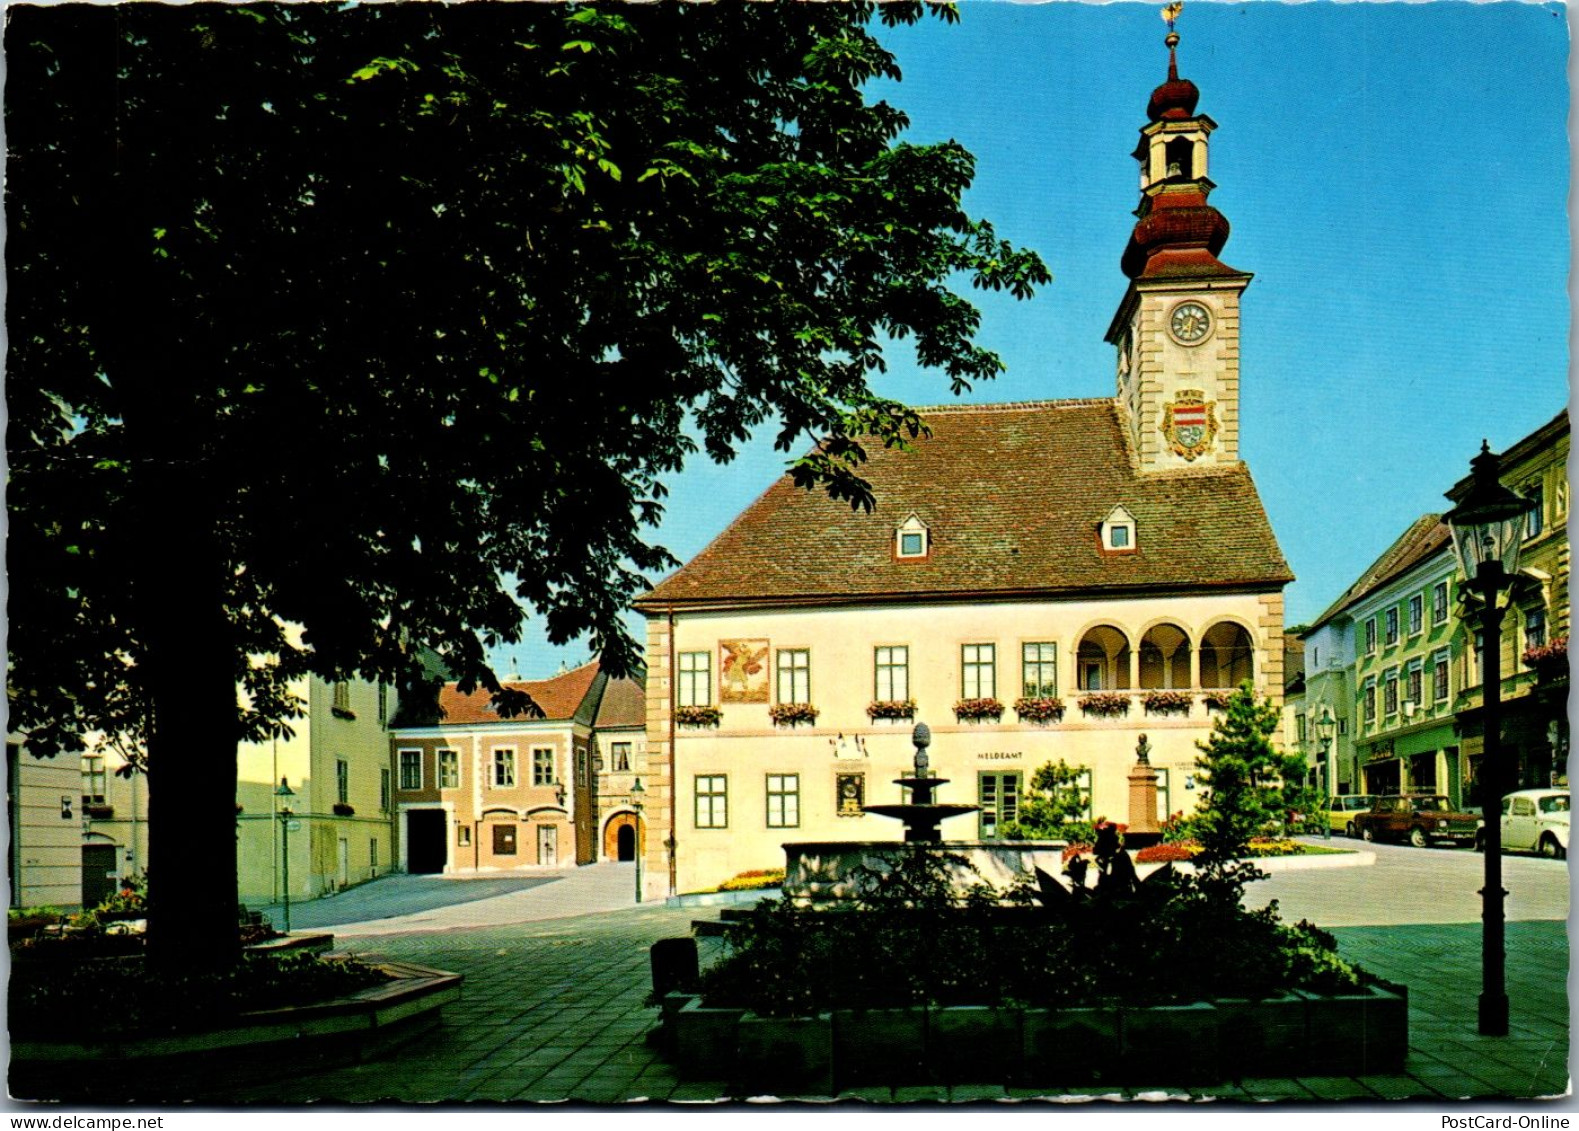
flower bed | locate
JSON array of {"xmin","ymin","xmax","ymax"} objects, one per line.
[
  {"xmin": 1013, "ymin": 696, "xmax": 1065, "ymax": 723},
  {"xmin": 953, "ymin": 697, "xmax": 1003, "ymax": 723},
  {"xmin": 866, "ymin": 699, "xmax": 916, "ymax": 721},
  {"xmin": 1078, "ymin": 692, "xmax": 1129, "ymax": 718},
  {"xmin": 718, "ymin": 868, "xmax": 786, "ymax": 893},
  {"xmin": 675, "ymin": 705, "xmax": 722, "ymax": 728},
  {"xmin": 768, "ymin": 703, "xmax": 820, "ymax": 727}
]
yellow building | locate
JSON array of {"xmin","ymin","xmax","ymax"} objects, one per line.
[
  {"xmin": 80, "ymin": 675, "xmax": 397, "ymax": 907},
  {"xmin": 8, "ymin": 739, "xmax": 84, "ymax": 909},
  {"xmin": 1448, "ymin": 409, "xmax": 1570, "ymax": 799},
  {"xmin": 634, "ymin": 37, "xmax": 1293, "ymax": 897}
]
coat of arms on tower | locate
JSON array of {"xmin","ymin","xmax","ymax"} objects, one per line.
[{"xmin": 1160, "ymin": 390, "xmax": 1218, "ymax": 461}]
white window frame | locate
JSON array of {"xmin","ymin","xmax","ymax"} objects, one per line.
[
  {"xmin": 1383, "ymin": 670, "xmax": 1399, "ymax": 717},
  {"xmin": 1101, "ymin": 505, "xmax": 1137, "ymax": 553},
  {"xmin": 895, "ymin": 513, "xmax": 930, "ymax": 560},
  {"xmin": 1432, "ymin": 581, "xmax": 1449, "ymax": 625},
  {"xmin": 1408, "ymin": 594, "xmax": 1423, "ymax": 637},
  {"xmin": 1364, "ymin": 619, "xmax": 1377, "ymax": 655},
  {"xmin": 1432, "ymin": 650, "xmax": 1451, "ymax": 702},
  {"xmin": 1384, "ymin": 608, "xmax": 1399, "ymax": 646},
  {"xmin": 438, "ymin": 748, "xmax": 460, "ymax": 789},
  {"xmin": 532, "ymin": 747, "xmax": 555, "ymax": 786},
  {"xmin": 336, "ymin": 758, "xmax": 350, "ymax": 805},
  {"xmin": 1022, "ymin": 642, "xmax": 1058, "ymax": 698},
  {"xmin": 610, "ymin": 741, "xmax": 632, "ymax": 773}
]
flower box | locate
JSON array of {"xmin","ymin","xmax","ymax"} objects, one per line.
[
  {"xmin": 675, "ymin": 705, "xmax": 722, "ymax": 729},
  {"xmin": 1078, "ymin": 692, "xmax": 1130, "ymax": 718},
  {"xmin": 953, "ymin": 697, "xmax": 1004, "ymax": 723},
  {"xmin": 1202, "ymin": 692, "xmax": 1231, "ymax": 712},
  {"xmin": 1013, "ymin": 696, "xmax": 1065, "ymax": 724},
  {"xmin": 832, "ymin": 1007, "xmax": 927, "ymax": 1085},
  {"xmin": 84, "ymin": 804, "xmax": 115, "ymax": 820},
  {"xmin": 1141, "ymin": 690, "xmax": 1192, "ymax": 716},
  {"xmin": 768, "ymin": 703, "xmax": 820, "ymax": 728},
  {"xmin": 331, "ymin": 802, "xmax": 355, "ymax": 817},
  {"xmin": 866, "ymin": 699, "xmax": 916, "ymax": 722},
  {"xmin": 735, "ymin": 1012, "xmax": 833, "ymax": 1096},
  {"xmin": 1524, "ymin": 636, "xmax": 1568, "ymax": 674}
]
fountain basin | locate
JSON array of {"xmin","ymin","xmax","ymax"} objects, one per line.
[{"xmin": 782, "ymin": 840, "xmax": 1068, "ymax": 905}]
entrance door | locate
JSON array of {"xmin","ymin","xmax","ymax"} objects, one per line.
[
  {"xmin": 538, "ymin": 824, "xmax": 557, "ymax": 866},
  {"xmin": 81, "ymin": 843, "xmax": 119, "ymax": 909},
  {"xmin": 616, "ymin": 823, "xmax": 636, "ymax": 862},
  {"xmin": 406, "ymin": 809, "xmax": 447, "ymax": 874},
  {"xmin": 337, "ymin": 837, "xmax": 350, "ymax": 889}
]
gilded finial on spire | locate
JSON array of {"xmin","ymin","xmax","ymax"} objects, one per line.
[{"xmin": 1161, "ymin": 3, "xmax": 1183, "ymax": 77}]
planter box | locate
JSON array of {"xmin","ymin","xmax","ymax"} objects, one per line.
[
  {"xmin": 734, "ymin": 1013, "xmax": 833, "ymax": 1097},
  {"xmin": 833, "ymin": 1007, "xmax": 927, "ymax": 1086},
  {"xmin": 1019, "ymin": 1005, "xmax": 1121, "ymax": 1086},
  {"xmin": 929, "ymin": 1005, "xmax": 1020, "ymax": 1084},
  {"xmin": 1119, "ymin": 1001, "xmax": 1220, "ymax": 1083},
  {"xmin": 246, "ymin": 931, "xmax": 335, "ymax": 956},
  {"xmin": 667, "ymin": 986, "xmax": 1408, "ymax": 1092},
  {"xmin": 1213, "ymin": 993, "xmax": 1308, "ymax": 1078},
  {"xmin": 671, "ymin": 997, "xmax": 743, "ymax": 1078},
  {"xmin": 1299, "ymin": 981, "xmax": 1408, "ymax": 1075},
  {"xmin": 10, "ymin": 960, "xmax": 462, "ymax": 1102}
]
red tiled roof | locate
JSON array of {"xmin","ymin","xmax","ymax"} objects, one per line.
[
  {"xmin": 638, "ymin": 399, "xmax": 1291, "ymax": 609},
  {"xmin": 437, "ymin": 660, "xmax": 601, "ymax": 725},
  {"xmin": 593, "ymin": 676, "xmax": 646, "ymax": 730}
]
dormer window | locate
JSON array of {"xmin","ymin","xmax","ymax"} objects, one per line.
[
  {"xmin": 895, "ymin": 513, "xmax": 930, "ymax": 561},
  {"xmin": 1101, "ymin": 505, "xmax": 1138, "ymax": 554}
]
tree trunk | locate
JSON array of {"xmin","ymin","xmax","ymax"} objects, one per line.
[{"xmin": 124, "ymin": 353, "xmax": 242, "ymax": 972}]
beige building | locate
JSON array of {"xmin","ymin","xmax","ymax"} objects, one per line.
[
  {"xmin": 634, "ymin": 43, "xmax": 1293, "ymax": 897},
  {"xmin": 8, "ymin": 739, "xmax": 85, "ymax": 910},
  {"xmin": 80, "ymin": 675, "xmax": 397, "ymax": 907},
  {"xmin": 388, "ymin": 661, "xmax": 644, "ymax": 873}
]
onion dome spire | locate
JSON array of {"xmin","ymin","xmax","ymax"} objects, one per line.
[{"xmin": 1148, "ymin": 5, "xmax": 1199, "ymax": 122}]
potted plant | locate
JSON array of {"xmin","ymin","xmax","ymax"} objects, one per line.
[
  {"xmin": 1142, "ymin": 690, "xmax": 1192, "ymax": 717},
  {"xmin": 768, "ymin": 703, "xmax": 820, "ymax": 728},
  {"xmin": 1013, "ymin": 696, "xmax": 1065, "ymax": 723},
  {"xmin": 953, "ymin": 697, "xmax": 1004, "ymax": 723},
  {"xmin": 675, "ymin": 705, "xmax": 723, "ymax": 728},
  {"xmin": 1078, "ymin": 692, "xmax": 1130, "ymax": 718},
  {"xmin": 866, "ymin": 699, "xmax": 917, "ymax": 722}
]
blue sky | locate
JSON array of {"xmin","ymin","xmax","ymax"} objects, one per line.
[{"xmin": 491, "ymin": 1, "xmax": 1570, "ymax": 678}]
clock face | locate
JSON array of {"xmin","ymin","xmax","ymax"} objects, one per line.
[{"xmin": 1169, "ymin": 301, "xmax": 1212, "ymax": 344}]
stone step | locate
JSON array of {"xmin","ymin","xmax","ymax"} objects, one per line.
[{"xmin": 690, "ymin": 919, "xmax": 729, "ymax": 938}]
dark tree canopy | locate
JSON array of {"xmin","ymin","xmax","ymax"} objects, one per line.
[{"xmin": 6, "ymin": 1, "xmax": 1048, "ymax": 962}]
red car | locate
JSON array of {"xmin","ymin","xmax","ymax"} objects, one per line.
[{"xmin": 1355, "ymin": 795, "xmax": 1479, "ymax": 848}]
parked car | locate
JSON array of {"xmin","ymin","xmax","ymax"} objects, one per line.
[
  {"xmin": 1475, "ymin": 789, "xmax": 1569, "ymax": 859},
  {"xmin": 1354, "ymin": 795, "xmax": 1480, "ymax": 848},
  {"xmin": 1328, "ymin": 795, "xmax": 1377, "ymax": 837}
]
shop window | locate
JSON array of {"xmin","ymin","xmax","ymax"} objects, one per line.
[{"xmin": 493, "ymin": 824, "xmax": 517, "ymax": 855}]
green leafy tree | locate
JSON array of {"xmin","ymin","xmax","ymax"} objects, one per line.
[
  {"xmin": 1000, "ymin": 760, "xmax": 1092, "ymax": 840},
  {"xmin": 1192, "ymin": 681, "xmax": 1307, "ymax": 866},
  {"xmin": 6, "ymin": 2, "xmax": 1049, "ymax": 968}
]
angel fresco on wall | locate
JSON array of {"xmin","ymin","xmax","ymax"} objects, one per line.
[{"xmin": 719, "ymin": 639, "xmax": 769, "ymax": 703}]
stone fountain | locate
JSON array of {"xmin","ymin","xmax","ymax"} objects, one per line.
[
  {"xmin": 780, "ymin": 721, "xmax": 1064, "ymax": 905},
  {"xmin": 860, "ymin": 723, "xmax": 979, "ymax": 842}
]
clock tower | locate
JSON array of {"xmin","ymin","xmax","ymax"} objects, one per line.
[{"xmin": 1105, "ymin": 14, "xmax": 1252, "ymax": 474}]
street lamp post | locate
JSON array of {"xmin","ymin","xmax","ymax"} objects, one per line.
[
  {"xmin": 275, "ymin": 776, "xmax": 296, "ymax": 934},
  {"xmin": 1444, "ymin": 440, "xmax": 1534, "ymax": 1038},
  {"xmin": 631, "ymin": 777, "xmax": 646, "ymax": 905},
  {"xmin": 1316, "ymin": 707, "xmax": 1337, "ymax": 840}
]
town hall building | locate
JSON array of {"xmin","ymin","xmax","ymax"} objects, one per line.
[{"xmin": 634, "ymin": 28, "xmax": 1293, "ymax": 897}]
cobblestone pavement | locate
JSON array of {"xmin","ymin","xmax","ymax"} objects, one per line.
[{"xmin": 207, "ymin": 845, "xmax": 1571, "ymax": 1107}]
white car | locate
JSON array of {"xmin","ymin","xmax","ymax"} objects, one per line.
[{"xmin": 1477, "ymin": 789, "xmax": 1569, "ymax": 859}]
